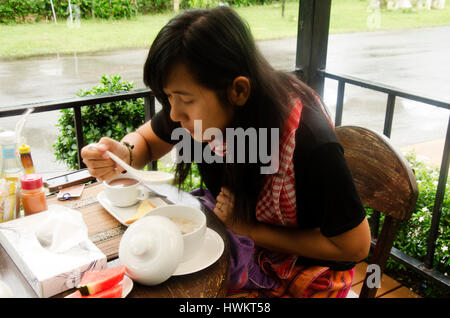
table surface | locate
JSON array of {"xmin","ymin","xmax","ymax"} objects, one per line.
[{"xmin": 0, "ymin": 182, "xmax": 230, "ymax": 298}]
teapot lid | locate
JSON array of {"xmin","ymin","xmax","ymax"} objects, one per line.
[{"xmin": 119, "ymin": 215, "xmax": 184, "ymax": 286}]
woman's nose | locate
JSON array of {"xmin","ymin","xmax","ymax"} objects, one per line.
[{"xmin": 169, "ymin": 103, "xmax": 186, "ymax": 123}]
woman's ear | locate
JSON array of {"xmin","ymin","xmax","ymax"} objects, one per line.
[{"xmin": 228, "ymin": 76, "xmax": 251, "ymax": 106}]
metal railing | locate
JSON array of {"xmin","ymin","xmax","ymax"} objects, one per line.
[
  {"xmin": 319, "ymin": 69, "xmax": 450, "ymax": 289},
  {"xmin": 1, "ymin": 72, "xmax": 449, "ymax": 290},
  {"xmin": 294, "ymin": 0, "xmax": 449, "ymax": 293},
  {"xmin": 0, "ymin": 88, "xmax": 156, "ymax": 170}
]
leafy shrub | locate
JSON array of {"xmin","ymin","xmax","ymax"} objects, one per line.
[
  {"xmin": 0, "ymin": 0, "xmax": 39, "ymax": 23},
  {"xmin": 0, "ymin": 0, "xmax": 275, "ymax": 23},
  {"xmin": 186, "ymin": 0, "xmax": 219, "ymax": 9},
  {"xmin": 53, "ymin": 74, "xmax": 144, "ymax": 169},
  {"xmin": 159, "ymin": 161, "xmax": 203, "ymax": 191},
  {"xmin": 0, "ymin": 0, "xmax": 137, "ymax": 23},
  {"xmin": 138, "ymin": 0, "xmax": 172, "ymax": 13},
  {"xmin": 93, "ymin": 0, "xmax": 135, "ymax": 19},
  {"xmin": 395, "ymin": 151, "xmax": 449, "ymax": 274}
]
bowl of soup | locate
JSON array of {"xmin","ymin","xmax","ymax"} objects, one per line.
[{"xmin": 146, "ymin": 204, "xmax": 207, "ymax": 262}]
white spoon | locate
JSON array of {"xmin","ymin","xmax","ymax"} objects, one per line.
[{"xmin": 106, "ymin": 150, "xmax": 174, "ymax": 185}]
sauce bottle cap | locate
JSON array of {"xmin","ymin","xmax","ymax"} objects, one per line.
[
  {"xmin": 19, "ymin": 144, "xmax": 31, "ymax": 154},
  {"xmin": 20, "ymin": 173, "xmax": 43, "ymax": 190}
]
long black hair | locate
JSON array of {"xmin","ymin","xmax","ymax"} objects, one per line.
[{"xmin": 144, "ymin": 7, "xmax": 322, "ymax": 222}]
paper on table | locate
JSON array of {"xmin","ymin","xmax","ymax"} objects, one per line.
[
  {"xmin": 0, "ymin": 204, "xmax": 107, "ymax": 298},
  {"xmin": 34, "ymin": 205, "xmax": 88, "ymax": 253}
]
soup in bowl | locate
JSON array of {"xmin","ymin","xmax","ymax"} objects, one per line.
[{"xmin": 146, "ymin": 205, "xmax": 207, "ymax": 262}]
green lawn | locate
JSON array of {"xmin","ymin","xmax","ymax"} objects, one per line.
[
  {"xmin": 330, "ymin": 0, "xmax": 450, "ymax": 33},
  {"xmin": 1, "ymin": 0, "xmax": 449, "ymax": 59}
]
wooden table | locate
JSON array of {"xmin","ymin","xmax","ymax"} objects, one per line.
[{"xmin": 0, "ymin": 183, "xmax": 230, "ymax": 298}]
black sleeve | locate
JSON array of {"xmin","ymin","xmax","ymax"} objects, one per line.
[
  {"xmin": 297, "ymin": 142, "xmax": 366, "ymax": 237},
  {"xmin": 150, "ymin": 110, "xmax": 181, "ymax": 145}
]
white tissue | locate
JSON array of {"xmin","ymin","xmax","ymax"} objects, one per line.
[{"xmin": 34, "ymin": 205, "xmax": 88, "ymax": 253}]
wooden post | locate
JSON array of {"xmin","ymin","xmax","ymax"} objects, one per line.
[{"xmin": 295, "ymin": 0, "xmax": 331, "ymax": 99}]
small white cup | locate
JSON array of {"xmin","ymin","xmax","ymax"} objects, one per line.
[{"xmin": 103, "ymin": 176, "xmax": 148, "ymax": 207}]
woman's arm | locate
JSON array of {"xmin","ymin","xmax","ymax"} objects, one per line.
[
  {"xmin": 81, "ymin": 121, "xmax": 173, "ymax": 181},
  {"xmin": 121, "ymin": 121, "xmax": 174, "ymax": 169},
  {"xmin": 247, "ymin": 218, "xmax": 371, "ymax": 262},
  {"xmin": 214, "ymin": 188, "xmax": 371, "ymax": 263}
]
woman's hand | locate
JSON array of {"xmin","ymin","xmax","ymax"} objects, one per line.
[
  {"xmin": 80, "ymin": 137, "xmax": 130, "ymax": 182},
  {"xmin": 214, "ymin": 187, "xmax": 252, "ymax": 237}
]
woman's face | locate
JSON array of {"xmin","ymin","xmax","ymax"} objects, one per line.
[{"xmin": 163, "ymin": 63, "xmax": 234, "ymax": 143}]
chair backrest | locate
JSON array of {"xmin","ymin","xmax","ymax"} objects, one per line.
[{"xmin": 335, "ymin": 126, "xmax": 418, "ymax": 298}]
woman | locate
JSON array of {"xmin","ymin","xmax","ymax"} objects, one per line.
[{"xmin": 81, "ymin": 7, "xmax": 371, "ymax": 298}]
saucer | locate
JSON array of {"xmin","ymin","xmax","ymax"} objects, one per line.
[
  {"xmin": 97, "ymin": 191, "xmax": 168, "ymax": 226},
  {"xmin": 65, "ymin": 275, "xmax": 133, "ymax": 298},
  {"xmin": 173, "ymin": 228, "xmax": 224, "ymax": 276},
  {"xmin": 121, "ymin": 275, "xmax": 133, "ymax": 297}
]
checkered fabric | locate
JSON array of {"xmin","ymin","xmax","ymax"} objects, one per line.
[
  {"xmin": 255, "ymin": 99, "xmax": 303, "ymax": 226},
  {"xmin": 253, "ymin": 99, "xmax": 303, "ymax": 279}
]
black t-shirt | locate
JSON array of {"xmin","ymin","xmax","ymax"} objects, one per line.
[{"xmin": 150, "ymin": 105, "xmax": 366, "ymax": 271}]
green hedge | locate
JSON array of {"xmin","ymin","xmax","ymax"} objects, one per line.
[
  {"xmin": 53, "ymin": 74, "xmax": 145, "ymax": 169},
  {"xmin": 1, "ymin": 0, "xmax": 138, "ymax": 23},
  {"xmin": 0, "ymin": 0, "xmax": 275, "ymax": 24}
]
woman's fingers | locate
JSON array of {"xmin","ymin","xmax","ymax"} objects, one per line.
[
  {"xmin": 96, "ymin": 169, "xmax": 121, "ymax": 183},
  {"xmin": 220, "ymin": 187, "xmax": 234, "ymax": 201},
  {"xmin": 216, "ymin": 192, "xmax": 226, "ymax": 204},
  {"xmin": 83, "ymin": 157, "xmax": 113, "ymax": 168},
  {"xmin": 87, "ymin": 166, "xmax": 119, "ymax": 182},
  {"xmin": 81, "ymin": 139, "xmax": 124, "ymax": 180}
]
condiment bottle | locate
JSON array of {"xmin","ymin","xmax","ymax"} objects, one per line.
[
  {"xmin": 0, "ymin": 179, "xmax": 9, "ymax": 222},
  {"xmin": 20, "ymin": 173, "xmax": 47, "ymax": 216},
  {"xmin": 19, "ymin": 144, "xmax": 35, "ymax": 174},
  {"xmin": 0, "ymin": 131, "xmax": 24, "ymax": 221}
]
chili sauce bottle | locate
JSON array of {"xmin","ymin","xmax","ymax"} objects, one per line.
[{"xmin": 20, "ymin": 173, "xmax": 47, "ymax": 216}]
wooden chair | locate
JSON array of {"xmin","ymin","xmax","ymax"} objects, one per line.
[{"xmin": 335, "ymin": 126, "xmax": 419, "ymax": 298}]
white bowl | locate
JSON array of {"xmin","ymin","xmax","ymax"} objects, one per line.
[
  {"xmin": 119, "ymin": 215, "xmax": 184, "ymax": 286},
  {"xmin": 145, "ymin": 205, "xmax": 207, "ymax": 262}
]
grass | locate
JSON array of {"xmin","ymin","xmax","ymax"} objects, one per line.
[
  {"xmin": 1, "ymin": 0, "xmax": 449, "ymax": 59},
  {"xmin": 0, "ymin": 14, "xmax": 176, "ymax": 59},
  {"xmin": 330, "ymin": 0, "xmax": 450, "ymax": 33}
]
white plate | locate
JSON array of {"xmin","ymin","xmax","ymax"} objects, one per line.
[
  {"xmin": 173, "ymin": 228, "xmax": 224, "ymax": 276},
  {"xmin": 65, "ymin": 275, "xmax": 133, "ymax": 298},
  {"xmin": 97, "ymin": 191, "xmax": 168, "ymax": 226},
  {"xmin": 121, "ymin": 275, "xmax": 133, "ymax": 297}
]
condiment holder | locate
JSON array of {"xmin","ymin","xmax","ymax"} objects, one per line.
[{"xmin": 118, "ymin": 205, "xmax": 207, "ymax": 286}]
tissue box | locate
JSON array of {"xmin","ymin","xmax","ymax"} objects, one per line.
[{"xmin": 0, "ymin": 206, "xmax": 107, "ymax": 298}]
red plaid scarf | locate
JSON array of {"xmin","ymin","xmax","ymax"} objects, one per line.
[
  {"xmin": 255, "ymin": 98, "xmax": 303, "ymax": 279},
  {"xmin": 254, "ymin": 96, "xmax": 333, "ymax": 280}
]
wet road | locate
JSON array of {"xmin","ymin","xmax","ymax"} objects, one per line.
[{"xmin": 0, "ymin": 26, "xmax": 449, "ymax": 175}]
